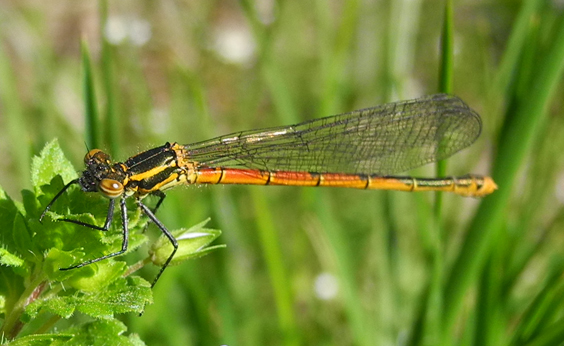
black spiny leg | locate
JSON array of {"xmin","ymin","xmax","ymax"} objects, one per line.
[
  {"xmin": 137, "ymin": 200, "xmax": 178, "ymax": 288},
  {"xmin": 139, "ymin": 191, "xmax": 167, "ymax": 234},
  {"xmin": 59, "ymin": 198, "xmax": 116, "ymax": 231},
  {"xmin": 39, "ymin": 179, "xmax": 80, "ymax": 223},
  {"xmin": 151, "ymin": 190, "xmax": 166, "ymax": 214},
  {"xmin": 60, "ymin": 197, "xmax": 130, "ymax": 271}
]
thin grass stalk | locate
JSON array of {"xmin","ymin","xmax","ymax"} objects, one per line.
[
  {"xmin": 0, "ymin": 42, "xmax": 29, "ymax": 187},
  {"xmin": 237, "ymin": 3, "xmax": 301, "ymax": 343},
  {"xmin": 251, "ymin": 188, "xmax": 300, "ymax": 346},
  {"xmin": 442, "ymin": 12, "xmax": 564, "ymax": 338},
  {"xmin": 311, "ymin": 2, "xmax": 374, "ymax": 343},
  {"xmin": 99, "ymin": 0, "xmax": 119, "ymax": 157},
  {"xmin": 510, "ymin": 262, "xmax": 564, "ymax": 345},
  {"xmin": 239, "ymin": 0, "xmax": 299, "ymax": 125},
  {"xmin": 490, "ymin": 0, "xmax": 544, "ymax": 100},
  {"xmin": 436, "ymin": 0, "xmax": 454, "ymax": 211},
  {"xmin": 81, "ymin": 40, "xmax": 100, "ymax": 150},
  {"xmin": 417, "ymin": 2, "xmax": 453, "ymax": 344}
]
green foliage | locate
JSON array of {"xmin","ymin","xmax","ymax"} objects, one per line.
[
  {"xmin": 23, "ymin": 277, "xmax": 151, "ymax": 320},
  {"xmin": 0, "ymin": 141, "xmax": 223, "ymax": 343},
  {"xmin": 1, "ymin": 1, "xmax": 564, "ymax": 345}
]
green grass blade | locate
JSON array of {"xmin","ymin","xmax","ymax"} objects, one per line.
[
  {"xmin": 314, "ymin": 0, "xmax": 360, "ymax": 116},
  {"xmin": 239, "ymin": 0, "xmax": 299, "ymax": 125},
  {"xmin": 510, "ymin": 261, "xmax": 564, "ymax": 345},
  {"xmin": 435, "ymin": 0, "xmax": 454, "ymax": 210},
  {"xmin": 0, "ymin": 40, "xmax": 30, "ymax": 188},
  {"xmin": 251, "ymin": 188, "xmax": 299, "ymax": 346},
  {"xmin": 238, "ymin": 3, "xmax": 300, "ymax": 344},
  {"xmin": 491, "ymin": 0, "xmax": 544, "ymax": 98},
  {"xmin": 523, "ymin": 321, "xmax": 564, "ymax": 346},
  {"xmin": 314, "ymin": 192, "xmax": 374, "ymax": 345},
  {"xmin": 438, "ymin": 0, "xmax": 453, "ymax": 95},
  {"xmin": 81, "ymin": 40, "xmax": 100, "ymax": 150},
  {"xmin": 405, "ymin": 2, "xmax": 455, "ymax": 345},
  {"xmin": 99, "ymin": 0, "xmax": 119, "ymax": 157},
  {"xmin": 442, "ymin": 11, "xmax": 564, "ymax": 337},
  {"xmin": 4, "ymin": 2, "xmax": 563, "ymax": 344}
]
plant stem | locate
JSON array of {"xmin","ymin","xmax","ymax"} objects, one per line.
[{"xmin": 1, "ymin": 279, "xmax": 47, "ymax": 340}]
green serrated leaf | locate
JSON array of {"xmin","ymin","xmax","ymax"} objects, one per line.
[
  {"xmin": 43, "ymin": 247, "xmax": 86, "ymax": 281},
  {"xmin": 67, "ymin": 261, "xmax": 127, "ymax": 292},
  {"xmin": 4, "ymin": 333, "xmax": 74, "ymax": 346},
  {"xmin": 0, "ymin": 186, "xmax": 21, "ymax": 252},
  {"xmin": 76, "ymin": 277, "xmax": 152, "ymax": 317},
  {"xmin": 67, "ymin": 319, "xmax": 145, "ymax": 346},
  {"xmin": 0, "ymin": 180, "xmax": 33, "ymax": 278},
  {"xmin": 31, "ymin": 139, "xmax": 77, "ymax": 191},
  {"xmin": 12, "ymin": 212, "xmax": 34, "ymax": 265},
  {"xmin": 0, "ymin": 280, "xmax": 25, "ymax": 322},
  {"xmin": 42, "ymin": 247, "xmax": 129, "ymax": 292},
  {"xmin": 0, "ymin": 248, "xmax": 24, "ymax": 267},
  {"xmin": 25, "ymin": 295, "xmax": 77, "ymax": 320},
  {"xmin": 25, "ymin": 277, "xmax": 152, "ymax": 321}
]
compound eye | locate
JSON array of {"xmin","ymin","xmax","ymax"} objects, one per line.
[
  {"xmin": 98, "ymin": 179, "xmax": 124, "ymax": 199},
  {"xmin": 84, "ymin": 149, "xmax": 110, "ymax": 164}
]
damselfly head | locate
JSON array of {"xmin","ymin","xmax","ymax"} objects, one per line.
[
  {"xmin": 79, "ymin": 149, "xmax": 127, "ymax": 198},
  {"xmin": 84, "ymin": 149, "xmax": 110, "ymax": 164}
]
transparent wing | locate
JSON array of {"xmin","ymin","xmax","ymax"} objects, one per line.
[{"xmin": 182, "ymin": 94, "xmax": 482, "ymax": 175}]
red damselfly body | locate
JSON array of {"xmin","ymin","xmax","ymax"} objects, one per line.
[{"xmin": 40, "ymin": 94, "xmax": 497, "ymax": 287}]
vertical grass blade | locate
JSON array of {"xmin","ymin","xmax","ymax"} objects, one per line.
[
  {"xmin": 435, "ymin": 0, "xmax": 454, "ymax": 208},
  {"xmin": 81, "ymin": 39, "xmax": 100, "ymax": 150},
  {"xmin": 0, "ymin": 41, "xmax": 29, "ymax": 188},
  {"xmin": 510, "ymin": 261, "xmax": 564, "ymax": 345},
  {"xmin": 99, "ymin": 0, "xmax": 119, "ymax": 157},
  {"xmin": 239, "ymin": 0, "xmax": 299, "ymax": 125},
  {"xmin": 238, "ymin": 3, "xmax": 300, "ymax": 344},
  {"xmin": 314, "ymin": 0, "xmax": 360, "ymax": 116},
  {"xmin": 408, "ymin": 2, "xmax": 454, "ymax": 344},
  {"xmin": 491, "ymin": 0, "xmax": 544, "ymax": 98},
  {"xmin": 442, "ymin": 12, "xmax": 564, "ymax": 338},
  {"xmin": 438, "ymin": 0, "xmax": 453, "ymax": 95},
  {"xmin": 251, "ymin": 189, "xmax": 299, "ymax": 346},
  {"xmin": 314, "ymin": 195, "xmax": 374, "ymax": 345}
]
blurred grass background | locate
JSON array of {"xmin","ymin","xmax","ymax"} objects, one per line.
[{"xmin": 2, "ymin": 0, "xmax": 564, "ymax": 345}]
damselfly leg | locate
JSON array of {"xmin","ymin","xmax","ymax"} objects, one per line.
[{"xmin": 40, "ymin": 182, "xmax": 177, "ymax": 287}]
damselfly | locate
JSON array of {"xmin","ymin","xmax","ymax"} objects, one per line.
[{"xmin": 40, "ymin": 94, "xmax": 497, "ymax": 287}]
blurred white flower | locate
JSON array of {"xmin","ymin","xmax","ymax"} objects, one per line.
[
  {"xmin": 212, "ymin": 24, "xmax": 255, "ymax": 65},
  {"xmin": 104, "ymin": 16, "xmax": 128, "ymax": 44},
  {"xmin": 314, "ymin": 272, "xmax": 339, "ymax": 300},
  {"xmin": 150, "ymin": 108, "xmax": 169, "ymax": 135},
  {"xmin": 104, "ymin": 15, "xmax": 152, "ymax": 46}
]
